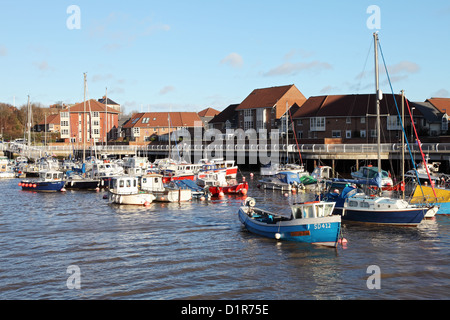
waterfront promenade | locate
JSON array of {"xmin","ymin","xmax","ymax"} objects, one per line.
[{"xmin": 3, "ymin": 141, "xmax": 450, "ymax": 170}]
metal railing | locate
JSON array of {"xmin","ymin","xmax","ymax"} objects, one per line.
[{"xmin": 5, "ymin": 141, "xmax": 450, "ymax": 159}]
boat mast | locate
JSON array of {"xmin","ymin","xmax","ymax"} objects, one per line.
[
  {"xmin": 83, "ymin": 73, "xmax": 86, "ymax": 163},
  {"xmin": 401, "ymin": 89, "xmax": 405, "ymax": 200},
  {"xmin": 374, "ymin": 32, "xmax": 382, "ymax": 194},
  {"xmin": 27, "ymin": 95, "xmax": 31, "ymax": 158}
]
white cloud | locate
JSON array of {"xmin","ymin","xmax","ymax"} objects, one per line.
[
  {"xmin": 89, "ymin": 12, "xmax": 170, "ymax": 52},
  {"xmin": 33, "ymin": 60, "xmax": 53, "ymax": 72},
  {"xmin": 159, "ymin": 85, "xmax": 175, "ymax": 95},
  {"xmin": 0, "ymin": 45, "xmax": 8, "ymax": 56},
  {"xmin": 92, "ymin": 73, "xmax": 114, "ymax": 82},
  {"xmin": 220, "ymin": 53, "xmax": 244, "ymax": 68},
  {"xmin": 320, "ymin": 85, "xmax": 339, "ymax": 94},
  {"xmin": 387, "ymin": 61, "xmax": 420, "ymax": 74},
  {"xmin": 264, "ymin": 61, "xmax": 332, "ymax": 77},
  {"xmin": 432, "ymin": 89, "xmax": 450, "ymax": 97}
]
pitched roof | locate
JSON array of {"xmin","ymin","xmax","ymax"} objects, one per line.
[
  {"xmin": 198, "ymin": 107, "xmax": 220, "ymax": 117},
  {"xmin": 38, "ymin": 113, "xmax": 60, "ymax": 125},
  {"xmin": 98, "ymin": 97, "xmax": 120, "ymax": 105},
  {"xmin": 123, "ymin": 112, "xmax": 202, "ymax": 128},
  {"xmin": 410, "ymin": 101, "xmax": 442, "ymax": 123},
  {"xmin": 236, "ymin": 85, "xmax": 295, "ymax": 109},
  {"xmin": 236, "ymin": 84, "xmax": 307, "ymax": 119},
  {"xmin": 426, "ymin": 98, "xmax": 450, "ymax": 114},
  {"xmin": 63, "ymin": 99, "xmax": 120, "ymax": 113},
  {"xmin": 292, "ymin": 94, "xmax": 408, "ymax": 118},
  {"xmin": 209, "ymin": 104, "xmax": 239, "ymax": 124}
]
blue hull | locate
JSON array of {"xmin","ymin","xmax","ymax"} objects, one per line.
[
  {"xmin": 333, "ymin": 206, "xmax": 426, "ymax": 226},
  {"xmin": 436, "ymin": 202, "xmax": 450, "ymax": 215},
  {"xmin": 21, "ymin": 181, "xmax": 66, "ymax": 192},
  {"xmin": 238, "ymin": 208, "xmax": 341, "ymax": 247}
]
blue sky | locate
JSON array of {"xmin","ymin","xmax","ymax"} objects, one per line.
[{"xmin": 1, "ymin": 0, "xmax": 449, "ymax": 114}]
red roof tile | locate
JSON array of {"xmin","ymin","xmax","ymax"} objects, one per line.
[
  {"xmin": 62, "ymin": 99, "xmax": 119, "ymax": 113},
  {"xmin": 426, "ymin": 98, "xmax": 450, "ymax": 114},
  {"xmin": 123, "ymin": 112, "xmax": 202, "ymax": 128},
  {"xmin": 236, "ymin": 84, "xmax": 306, "ymax": 118},
  {"xmin": 292, "ymin": 94, "xmax": 407, "ymax": 118},
  {"xmin": 198, "ymin": 107, "xmax": 220, "ymax": 117}
]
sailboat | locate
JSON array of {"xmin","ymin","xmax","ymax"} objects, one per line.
[
  {"xmin": 64, "ymin": 73, "xmax": 102, "ymax": 190},
  {"xmin": 322, "ymin": 33, "xmax": 435, "ymax": 226}
]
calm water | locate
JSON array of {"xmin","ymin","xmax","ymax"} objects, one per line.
[{"xmin": 0, "ymin": 173, "xmax": 449, "ymax": 300}]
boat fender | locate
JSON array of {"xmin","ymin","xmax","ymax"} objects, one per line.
[{"xmin": 245, "ymin": 197, "xmax": 256, "ymax": 207}]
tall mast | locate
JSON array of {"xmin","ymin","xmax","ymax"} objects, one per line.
[
  {"xmin": 401, "ymin": 89, "xmax": 405, "ymax": 200},
  {"xmin": 27, "ymin": 95, "xmax": 31, "ymax": 151},
  {"xmin": 373, "ymin": 32, "xmax": 382, "ymax": 177},
  {"xmin": 105, "ymin": 87, "xmax": 108, "ymax": 149},
  {"xmin": 83, "ymin": 73, "xmax": 86, "ymax": 163}
]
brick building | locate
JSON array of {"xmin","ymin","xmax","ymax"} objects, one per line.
[
  {"xmin": 123, "ymin": 112, "xmax": 202, "ymax": 143},
  {"xmin": 235, "ymin": 84, "xmax": 307, "ymax": 132},
  {"xmin": 291, "ymin": 93, "xmax": 414, "ymax": 143},
  {"xmin": 59, "ymin": 99, "xmax": 120, "ymax": 144}
]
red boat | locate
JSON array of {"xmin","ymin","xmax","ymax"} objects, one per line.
[
  {"xmin": 209, "ymin": 181, "xmax": 249, "ymax": 196},
  {"xmin": 161, "ymin": 169, "xmax": 196, "ymax": 184},
  {"xmin": 198, "ymin": 159, "xmax": 238, "ymax": 179}
]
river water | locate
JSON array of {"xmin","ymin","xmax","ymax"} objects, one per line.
[{"xmin": 0, "ymin": 173, "xmax": 449, "ymax": 300}]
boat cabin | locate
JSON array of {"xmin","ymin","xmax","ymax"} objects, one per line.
[
  {"xmin": 40, "ymin": 170, "xmax": 64, "ymax": 181},
  {"xmin": 291, "ymin": 201, "xmax": 335, "ymax": 219},
  {"xmin": 140, "ymin": 174, "xmax": 165, "ymax": 192},
  {"xmin": 110, "ymin": 176, "xmax": 139, "ymax": 194}
]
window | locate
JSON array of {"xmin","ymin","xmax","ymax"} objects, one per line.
[
  {"xmin": 142, "ymin": 117, "xmax": 150, "ymax": 124},
  {"xmin": 332, "ymin": 130, "xmax": 341, "ymax": 138},
  {"xmin": 387, "ymin": 116, "xmax": 401, "ymax": 130},
  {"xmin": 297, "ymin": 119, "xmax": 303, "ymax": 126},
  {"xmin": 133, "ymin": 127, "xmax": 140, "ymax": 137},
  {"xmin": 310, "ymin": 117, "xmax": 325, "ymax": 131},
  {"xmin": 348, "ymin": 201, "xmax": 358, "ymax": 207},
  {"xmin": 346, "ymin": 117, "xmax": 351, "ymax": 124},
  {"xmin": 360, "ymin": 130, "xmax": 366, "ymax": 138},
  {"xmin": 297, "ymin": 131, "xmax": 303, "ymax": 139},
  {"xmin": 360, "ymin": 117, "xmax": 366, "ymax": 124},
  {"xmin": 346, "ymin": 130, "xmax": 352, "ymax": 138},
  {"xmin": 61, "ymin": 121, "xmax": 69, "ymax": 127},
  {"xmin": 370, "ymin": 129, "xmax": 377, "ymax": 137},
  {"xmin": 93, "ymin": 112, "xmax": 99, "ymax": 118},
  {"xmin": 442, "ymin": 115, "xmax": 448, "ymax": 131},
  {"xmin": 361, "ymin": 202, "xmax": 370, "ymax": 208}
]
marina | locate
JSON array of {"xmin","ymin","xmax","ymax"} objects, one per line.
[
  {"xmin": 1, "ymin": 1, "xmax": 450, "ymax": 302},
  {"xmin": 0, "ymin": 172, "xmax": 449, "ymax": 300}
]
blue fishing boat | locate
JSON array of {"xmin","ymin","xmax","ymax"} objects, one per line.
[
  {"xmin": 322, "ymin": 184, "xmax": 432, "ymax": 226},
  {"xmin": 238, "ymin": 198, "xmax": 341, "ymax": 247},
  {"xmin": 19, "ymin": 170, "xmax": 66, "ymax": 192}
]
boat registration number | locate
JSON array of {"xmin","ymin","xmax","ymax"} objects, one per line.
[
  {"xmin": 314, "ymin": 223, "xmax": 331, "ymax": 230},
  {"xmin": 290, "ymin": 231, "xmax": 310, "ymax": 237}
]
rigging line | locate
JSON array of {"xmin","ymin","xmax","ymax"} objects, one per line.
[
  {"xmin": 355, "ymin": 39, "xmax": 373, "ymax": 94},
  {"xmin": 288, "ymin": 105, "xmax": 303, "ymax": 165},
  {"xmin": 378, "ymin": 41, "xmax": 437, "ymax": 199}
]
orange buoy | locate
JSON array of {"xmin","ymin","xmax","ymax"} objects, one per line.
[
  {"xmin": 18, "ymin": 182, "xmax": 22, "ymax": 187},
  {"xmin": 33, "ymin": 184, "xmax": 37, "ymax": 188},
  {"xmin": 219, "ymin": 191, "xmax": 225, "ymax": 197}
]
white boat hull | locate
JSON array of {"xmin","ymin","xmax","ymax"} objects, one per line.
[{"xmin": 109, "ymin": 191, "xmax": 155, "ymax": 205}]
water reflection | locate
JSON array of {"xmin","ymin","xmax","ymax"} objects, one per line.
[{"xmin": 0, "ymin": 175, "xmax": 449, "ymax": 299}]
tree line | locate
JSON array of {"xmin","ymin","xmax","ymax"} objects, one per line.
[{"xmin": 0, "ymin": 102, "xmax": 57, "ymax": 140}]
